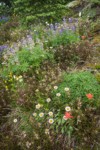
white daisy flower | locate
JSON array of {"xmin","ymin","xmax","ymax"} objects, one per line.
[
  {"xmin": 48, "ymin": 112, "xmax": 53, "ymax": 116},
  {"xmin": 64, "ymin": 87, "xmax": 70, "ymax": 92},
  {"xmin": 48, "ymin": 118, "xmax": 54, "ymax": 124},
  {"xmin": 65, "ymin": 106, "xmax": 71, "ymax": 112},
  {"xmin": 13, "ymin": 118, "xmax": 18, "ymax": 123},
  {"xmin": 39, "ymin": 112, "xmax": 44, "ymax": 117},
  {"xmin": 36, "ymin": 104, "xmax": 41, "ymax": 109},
  {"xmin": 32, "ymin": 113, "xmax": 37, "ymax": 117},
  {"xmin": 54, "ymin": 86, "xmax": 58, "ymax": 90},
  {"xmin": 56, "ymin": 93, "xmax": 61, "ymax": 97},
  {"xmin": 46, "ymin": 98, "xmax": 51, "ymax": 103}
]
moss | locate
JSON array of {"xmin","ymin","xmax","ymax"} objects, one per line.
[
  {"xmin": 95, "ymin": 73, "xmax": 100, "ymax": 84},
  {"xmin": 92, "ymin": 35, "xmax": 100, "ymax": 44},
  {"xmin": 95, "ymin": 64, "xmax": 100, "ymax": 69},
  {"xmin": 86, "ymin": 63, "xmax": 100, "ymax": 70}
]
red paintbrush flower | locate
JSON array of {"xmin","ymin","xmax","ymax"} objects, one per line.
[
  {"xmin": 63, "ymin": 112, "xmax": 73, "ymax": 120},
  {"xmin": 86, "ymin": 93, "xmax": 93, "ymax": 99},
  {"xmin": 81, "ymin": 35, "xmax": 86, "ymax": 40}
]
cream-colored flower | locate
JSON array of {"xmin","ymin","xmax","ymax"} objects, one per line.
[
  {"xmin": 50, "ymin": 47, "xmax": 53, "ymax": 49},
  {"xmin": 64, "ymin": 87, "xmax": 70, "ymax": 92},
  {"xmin": 45, "ymin": 129, "xmax": 49, "ymax": 134},
  {"xmin": 34, "ymin": 133, "xmax": 39, "ymax": 139},
  {"xmin": 16, "ymin": 77, "xmax": 19, "ymax": 80},
  {"xmin": 79, "ymin": 12, "xmax": 82, "ymax": 17},
  {"xmin": 48, "ymin": 112, "xmax": 53, "ymax": 116},
  {"xmin": 36, "ymin": 104, "xmax": 41, "ymax": 109},
  {"xmin": 56, "ymin": 93, "xmax": 61, "ymax": 97},
  {"xmin": 19, "ymin": 78, "xmax": 23, "ymax": 82},
  {"xmin": 65, "ymin": 106, "xmax": 71, "ymax": 112},
  {"xmin": 13, "ymin": 75, "xmax": 16, "ymax": 79},
  {"xmin": 32, "ymin": 113, "xmax": 37, "ymax": 117},
  {"xmin": 19, "ymin": 75, "xmax": 22, "ymax": 79},
  {"xmin": 26, "ymin": 141, "xmax": 31, "ymax": 149},
  {"xmin": 39, "ymin": 112, "xmax": 44, "ymax": 117},
  {"xmin": 22, "ymin": 131, "xmax": 26, "ymax": 138},
  {"xmin": 54, "ymin": 86, "xmax": 58, "ymax": 90},
  {"xmin": 13, "ymin": 118, "xmax": 18, "ymax": 123},
  {"xmin": 35, "ymin": 89, "xmax": 39, "ymax": 92},
  {"xmin": 37, "ymin": 146, "xmax": 41, "ymax": 149},
  {"xmin": 46, "ymin": 98, "xmax": 51, "ymax": 103},
  {"xmin": 48, "ymin": 118, "xmax": 54, "ymax": 124}
]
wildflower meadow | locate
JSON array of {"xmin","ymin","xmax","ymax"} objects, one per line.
[{"xmin": 0, "ymin": 0, "xmax": 100, "ymax": 150}]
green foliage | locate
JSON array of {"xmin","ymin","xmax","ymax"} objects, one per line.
[
  {"xmin": 21, "ymin": 71, "xmax": 100, "ymax": 134},
  {"xmin": 95, "ymin": 73, "xmax": 100, "ymax": 84},
  {"xmin": 0, "ymin": 3, "xmax": 100, "ymax": 148},
  {"xmin": 48, "ymin": 30, "xmax": 79, "ymax": 47},
  {"xmin": 81, "ymin": 0, "xmax": 100, "ymax": 19},
  {"xmin": 90, "ymin": 0, "xmax": 100, "ymax": 4},
  {"xmin": 60, "ymin": 71, "xmax": 100, "ymax": 103},
  {"xmin": 2, "ymin": 45, "xmax": 53, "ymax": 76},
  {"xmin": 0, "ymin": 2, "xmax": 10, "ymax": 16},
  {"xmin": 22, "ymin": 71, "xmax": 99, "ymax": 148},
  {"xmin": 13, "ymin": 0, "xmax": 73, "ymax": 24}
]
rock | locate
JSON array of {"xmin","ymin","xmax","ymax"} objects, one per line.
[{"xmin": 66, "ymin": 0, "xmax": 81, "ymax": 8}]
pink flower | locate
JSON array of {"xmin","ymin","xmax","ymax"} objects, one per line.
[{"xmin": 86, "ymin": 93, "xmax": 93, "ymax": 99}]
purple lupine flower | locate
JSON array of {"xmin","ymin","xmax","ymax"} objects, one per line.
[
  {"xmin": 0, "ymin": 45, "xmax": 8, "ymax": 52},
  {"xmin": 74, "ymin": 18, "xmax": 78, "ymax": 22},
  {"xmin": 59, "ymin": 28, "xmax": 64, "ymax": 34},
  {"xmin": 71, "ymin": 26, "xmax": 76, "ymax": 31},
  {"xmin": 68, "ymin": 18, "xmax": 73, "ymax": 23},
  {"xmin": 0, "ymin": 16, "xmax": 9, "ymax": 22},
  {"xmin": 50, "ymin": 24, "xmax": 54, "ymax": 30},
  {"xmin": 54, "ymin": 23, "xmax": 58, "ymax": 30},
  {"xmin": 10, "ymin": 48, "xmax": 14, "ymax": 53}
]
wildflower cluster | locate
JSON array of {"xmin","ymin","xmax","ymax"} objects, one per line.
[
  {"xmin": 0, "ymin": 13, "xmax": 100, "ymax": 150},
  {"xmin": 30, "ymin": 71, "xmax": 100, "ymax": 139}
]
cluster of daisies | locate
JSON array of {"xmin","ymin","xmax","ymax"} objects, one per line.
[
  {"xmin": 54, "ymin": 86, "xmax": 70, "ymax": 97},
  {"xmin": 32, "ymin": 86, "xmax": 72, "ymax": 126},
  {"xmin": 13, "ymin": 84, "xmax": 93, "ymax": 137},
  {"xmin": 33, "ymin": 103, "xmax": 54, "ymax": 124}
]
